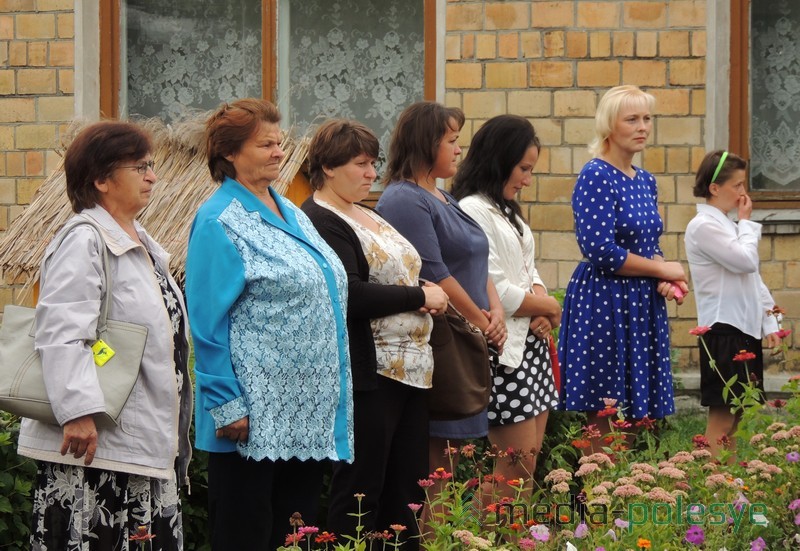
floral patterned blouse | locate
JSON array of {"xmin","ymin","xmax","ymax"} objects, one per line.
[{"xmin": 317, "ymin": 200, "xmax": 433, "ymax": 388}]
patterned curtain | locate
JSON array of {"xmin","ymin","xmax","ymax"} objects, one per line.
[
  {"xmin": 750, "ymin": 0, "xmax": 800, "ymax": 190},
  {"xmin": 122, "ymin": 0, "xmax": 262, "ymax": 122}
]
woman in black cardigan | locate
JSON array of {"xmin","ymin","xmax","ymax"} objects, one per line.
[{"xmin": 302, "ymin": 119, "xmax": 447, "ymax": 548}]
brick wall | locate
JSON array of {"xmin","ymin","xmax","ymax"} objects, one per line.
[
  {"xmin": 0, "ymin": 0, "xmax": 75, "ymax": 305},
  {"xmin": 442, "ymin": 0, "xmax": 797, "ymax": 371}
]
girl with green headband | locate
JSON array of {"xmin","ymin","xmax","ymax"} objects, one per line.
[{"xmin": 685, "ymin": 149, "xmax": 782, "ymax": 458}]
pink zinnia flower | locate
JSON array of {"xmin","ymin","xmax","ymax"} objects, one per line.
[
  {"xmin": 689, "ymin": 326, "xmax": 711, "ymax": 336},
  {"xmin": 733, "ymin": 350, "xmax": 756, "ymax": 362},
  {"xmin": 407, "ymin": 503, "xmax": 423, "ymax": 513},
  {"xmin": 776, "ymin": 329, "xmax": 792, "ymax": 339}
]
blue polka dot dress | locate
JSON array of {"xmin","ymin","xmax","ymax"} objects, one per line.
[{"xmin": 557, "ymin": 159, "xmax": 675, "ymax": 419}]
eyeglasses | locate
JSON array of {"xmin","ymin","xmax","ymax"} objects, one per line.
[{"xmin": 118, "ymin": 160, "xmax": 155, "ymax": 175}]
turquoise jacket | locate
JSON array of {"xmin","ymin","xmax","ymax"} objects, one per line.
[{"xmin": 186, "ymin": 178, "xmax": 353, "ymax": 461}]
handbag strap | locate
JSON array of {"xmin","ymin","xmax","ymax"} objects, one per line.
[{"xmin": 42, "ymin": 216, "xmax": 114, "ymax": 336}]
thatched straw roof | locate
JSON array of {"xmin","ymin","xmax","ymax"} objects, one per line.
[{"xmin": 0, "ymin": 116, "xmax": 310, "ymax": 294}]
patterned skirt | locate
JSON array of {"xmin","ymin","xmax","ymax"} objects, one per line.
[{"xmin": 30, "ymin": 461, "xmax": 182, "ymax": 551}]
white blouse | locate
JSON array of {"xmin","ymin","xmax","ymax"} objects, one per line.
[
  {"xmin": 460, "ymin": 194, "xmax": 546, "ymax": 369},
  {"xmin": 684, "ymin": 203, "xmax": 778, "ymax": 339}
]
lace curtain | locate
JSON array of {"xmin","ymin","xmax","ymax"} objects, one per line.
[
  {"xmin": 122, "ymin": 0, "xmax": 262, "ymax": 122},
  {"xmin": 750, "ymin": 0, "xmax": 800, "ymax": 190},
  {"xmin": 279, "ymin": 0, "xmax": 425, "ymax": 168}
]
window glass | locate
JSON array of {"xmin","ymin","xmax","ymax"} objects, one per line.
[
  {"xmin": 121, "ymin": 0, "xmax": 262, "ymax": 121},
  {"xmin": 750, "ymin": 0, "xmax": 800, "ymax": 190}
]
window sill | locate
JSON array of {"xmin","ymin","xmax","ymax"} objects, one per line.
[{"xmin": 751, "ymin": 209, "xmax": 800, "ymax": 235}]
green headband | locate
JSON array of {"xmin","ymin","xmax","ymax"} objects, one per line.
[{"xmin": 711, "ymin": 151, "xmax": 729, "ymax": 184}]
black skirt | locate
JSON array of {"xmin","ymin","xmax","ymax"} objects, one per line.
[{"xmin": 699, "ymin": 323, "xmax": 765, "ymax": 407}]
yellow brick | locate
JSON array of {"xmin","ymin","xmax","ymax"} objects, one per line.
[
  {"xmin": 530, "ymin": 118, "xmax": 562, "ymax": 146},
  {"xmin": 657, "ymin": 117, "xmax": 701, "ymax": 145},
  {"xmin": 498, "ymin": 34, "xmax": 518, "ymax": 58},
  {"xmin": 669, "ymin": 59, "xmax": 705, "ymax": 86},
  {"xmin": 758, "ymin": 237, "xmax": 771, "ymax": 261},
  {"xmin": 0, "ymin": 0, "xmax": 35, "ymax": 10},
  {"xmin": 0, "ymin": 98, "xmax": 35, "ymax": 122},
  {"xmin": 447, "ymin": 4, "xmax": 484, "ymax": 31},
  {"xmin": 690, "ymin": 146, "xmax": 705, "ymax": 172},
  {"xmin": 58, "ymin": 68, "xmax": 73, "ymax": 93},
  {"xmin": 566, "ymin": 31, "xmax": 587, "ymax": 58},
  {"xmin": 6, "ymin": 152, "xmax": 23, "ymax": 176},
  {"xmin": 649, "ymin": 88, "xmax": 690, "ymax": 115},
  {"xmin": 28, "ymin": 41, "xmax": 47, "ymax": 66},
  {"xmin": 532, "ymin": 2, "xmax": 574, "ymax": 28},
  {"xmin": 462, "ymin": 34, "xmax": 475, "ymax": 59},
  {"xmin": 589, "ymin": 32, "xmax": 611, "ymax": 58},
  {"xmin": 0, "ymin": 206, "xmax": 7, "ymax": 231},
  {"xmin": 57, "ymin": 13, "xmax": 74, "ymax": 39},
  {"xmin": 529, "ymin": 204, "xmax": 574, "ymax": 231},
  {"xmin": 0, "ymin": 127, "xmax": 12, "ymax": 150},
  {"xmin": 691, "ymin": 31, "xmax": 706, "ymax": 57},
  {"xmin": 539, "ymin": 231, "xmax": 581, "ymax": 260},
  {"xmin": 530, "ymin": 61, "xmax": 573, "ymax": 88},
  {"xmin": 485, "ymin": 2, "xmax": 529, "ymax": 30},
  {"xmin": 445, "ymin": 35, "xmax": 460, "ymax": 60},
  {"xmin": 576, "ymin": 60, "xmax": 619, "ymax": 87},
  {"xmin": 557, "ymin": 260, "xmax": 579, "ymax": 287},
  {"xmin": 9, "ymin": 42, "xmax": 26, "ymax": 65},
  {"xmin": 613, "ymin": 31, "xmax": 634, "ymax": 56},
  {"xmin": 643, "ymin": 146, "xmax": 666, "ymax": 173},
  {"xmin": 670, "ymin": 1, "xmax": 706, "ymax": 28},
  {"xmin": 543, "ymin": 31, "xmax": 564, "ymax": 57},
  {"xmin": 689, "ymin": 90, "xmax": 705, "ymax": 116},
  {"xmin": 486, "ymin": 62, "xmax": 527, "ymax": 89},
  {"xmin": 665, "ymin": 204, "xmax": 696, "ymax": 233},
  {"xmin": 0, "ymin": 154, "xmax": 5, "ymax": 176},
  {"xmin": 577, "ymin": 2, "xmax": 621, "ymax": 28},
  {"xmin": 15, "ymin": 124, "xmax": 57, "ymax": 149},
  {"xmin": 532, "ymin": 144, "xmax": 551, "ymax": 172},
  {"xmin": 621, "ymin": 60, "xmax": 666, "ymax": 86},
  {"xmin": 0, "ymin": 70, "xmax": 13, "ymax": 95},
  {"xmin": 762, "ymin": 262, "xmax": 785, "ymax": 289},
  {"xmin": 520, "ymin": 32, "xmax": 542, "ymax": 58},
  {"xmin": 623, "ymin": 2, "xmax": 667, "ymax": 29},
  {"xmin": 553, "ymin": 90, "xmax": 596, "ymax": 117},
  {"xmin": 660, "ymin": 175, "xmax": 679, "ymax": 204},
  {"xmin": 666, "ymin": 147, "xmax": 690, "ymax": 174},
  {"xmin": 17, "ymin": 178, "xmax": 42, "ymax": 204},
  {"xmin": 549, "ymin": 147, "xmax": 572, "ymax": 174},
  {"xmin": 675, "ymin": 174, "xmax": 699, "ymax": 204},
  {"xmin": 573, "ymin": 147, "xmax": 592, "ymax": 171},
  {"xmin": 444, "ymin": 91, "xmax": 461, "ymax": 109},
  {"xmin": 636, "ymin": 31, "xmax": 657, "ymax": 58},
  {"xmin": 775, "ymin": 235, "xmax": 800, "ymax": 261},
  {"xmin": 0, "ymin": 179, "xmax": 15, "ymax": 204},
  {"xmin": 49, "ymin": 41, "xmax": 73, "ymax": 66},
  {"xmin": 37, "ymin": 0, "xmax": 73, "ymax": 9},
  {"xmin": 660, "ymin": 31, "xmax": 690, "ymax": 57},
  {"xmin": 476, "ymin": 33, "xmax": 496, "ymax": 59},
  {"xmin": 508, "ymin": 91, "xmax": 551, "ymax": 117},
  {"xmin": 17, "ymin": 69, "xmax": 56, "ymax": 94},
  {"xmin": 0, "ymin": 15, "xmax": 12, "ymax": 40},
  {"xmin": 44, "ymin": 149, "xmax": 62, "ymax": 174},
  {"xmin": 463, "ymin": 91, "xmax": 506, "ymax": 118},
  {"xmin": 16, "ymin": 14, "xmax": 55, "ymax": 39},
  {"xmin": 37, "ymin": 96, "xmax": 73, "ymax": 121},
  {"xmin": 0, "ymin": 42, "xmax": 7, "ymax": 65},
  {"xmin": 563, "ymin": 119, "xmax": 595, "ymax": 145},
  {"xmin": 25, "ymin": 151, "xmax": 43, "ymax": 176},
  {"xmin": 537, "ymin": 176, "xmax": 575, "ymax": 203},
  {"xmin": 446, "ymin": 63, "xmax": 482, "ymax": 89}
]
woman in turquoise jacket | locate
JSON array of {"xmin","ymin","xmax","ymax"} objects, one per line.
[{"xmin": 186, "ymin": 99, "xmax": 353, "ymax": 551}]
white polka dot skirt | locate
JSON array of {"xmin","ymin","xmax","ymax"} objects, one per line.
[{"xmin": 488, "ymin": 329, "xmax": 559, "ymax": 426}]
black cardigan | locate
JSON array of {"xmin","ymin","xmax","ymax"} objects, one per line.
[{"xmin": 301, "ymin": 197, "xmax": 426, "ymax": 391}]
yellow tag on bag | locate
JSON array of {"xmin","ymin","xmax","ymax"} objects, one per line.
[{"xmin": 92, "ymin": 339, "xmax": 116, "ymax": 366}]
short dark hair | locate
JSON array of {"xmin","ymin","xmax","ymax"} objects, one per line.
[
  {"xmin": 206, "ymin": 98, "xmax": 281, "ymax": 183},
  {"xmin": 382, "ymin": 101, "xmax": 465, "ymax": 185},
  {"xmin": 307, "ymin": 119, "xmax": 380, "ymax": 191},
  {"xmin": 64, "ymin": 121, "xmax": 152, "ymax": 213},
  {"xmin": 693, "ymin": 150, "xmax": 747, "ymax": 198},
  {"xmin": 451, "ymin": 115, "xmax": 541, "ymax": 233}
]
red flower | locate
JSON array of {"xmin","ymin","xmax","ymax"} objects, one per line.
[
  {"xmin": 417, "ymin": 479, "xmax": 435, "ymax": 488},
  {"xmin": 692, "ymin": 434, "xmax": 710, "ymax": 449},
  {"xmin": 768, "ymin": 399, "xmax": 787, "ymax": 409},
  {"xmin": 130, "ymin": 526, "xmax": 156, "ymax": 542},
  {"xmin": 733, "ymin": 350, "xmax": 756, "ymax": 362},
  {"xmin": 689, "ymin": 326, "xmax": 712, "ymax": 336},
  {"xmin": 571, "ymin": 439, "xmax": 592, "ymax": 449},
  {"xmin": 717, "ymin": 435, "xmax": 731, "ymax": 448},
  {"xmin": 507, "ymin": 478, "xmax": 522, "ymax": 487},
  {"xmin": 509, "ymin": 522, "xmax": 523, "ymax": 531},
  {"xmin": 635, "ymin": 416, "xmax": 657, "ymax": 430},
  {"xmin": 465, "ymin": 477, "xmax": 480, "ymax": 489},
  {"xmin": 315, "ymin": 532, "xmax": 337, "ymax": 544},
  {"xmin": 597, "ymin": 406, "xmax": 618, "ymax": 418},
  {"xmin": 776, "ymin": 329, "xmax": 792, "ymax": 339},
  {"xmin": 485, "ymin": 503, "xmax": 498, "ymax": 513},
  {"xmin": 611, "ymin": 419, "xmax": 632, "ymax": 429},
  {"xmin": 390, "ymin": 524, "xmax": 407, "ymax": 532},
  {"xmin": 284, "ymin": 533, "xmax": 305, "ymax": 546}
]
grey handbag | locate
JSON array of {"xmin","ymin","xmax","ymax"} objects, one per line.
[{"xmin": 0, "ymin": 218, "xmax": 148, "ymax": 429}]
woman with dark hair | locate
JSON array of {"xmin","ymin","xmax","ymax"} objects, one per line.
[
  {"xmin": 185, "ymin": 99, "xmax": 353, "ymax": 550},
  {"xmin": 451, "ymin": 115, "xmax": 560, "ymax": 494},
  {"xmin": 376, "ymin": 101, "xmax": 507, "ymax": 489},
  {"xmin": 685, "ymin": 150, "xmax": 780, "ymax": 457},
  {"xmin": 19, "ymin": 121, "xmax": 192, "ymax": 550},
  {"xmin": 301, "ymin": 119, "xmax": 447, "ymax": 548}
]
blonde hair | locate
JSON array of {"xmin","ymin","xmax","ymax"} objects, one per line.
[{"xmin": 588, "ymin": 85, "xmax": 656, "ymax": 157}]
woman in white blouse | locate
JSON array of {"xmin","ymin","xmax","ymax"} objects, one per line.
[
  {"xmin": 452, "ymin": 115, "xmax": 561, "ymax": 495},
  {"xmin": 685, "ymin": 150, "xmax": 781, "ymax": 457}
]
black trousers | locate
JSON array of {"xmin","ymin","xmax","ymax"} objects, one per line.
[
  {"xmin": 207, "ymin": 452, "xmax": 325, "ymax": 551},
  {"xmin": 326, "ymin": 376, "xmax": 429, "ymax": 550}
]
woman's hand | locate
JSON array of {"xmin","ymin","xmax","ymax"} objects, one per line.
[
  {"xmin": 216, "ymin": 416, "xmax": 249, "ymax": 443},
  {"xmin": 530, "ymin": 316, "xmax": 552, "ymax": 340},
  {"xmin": 420, "ymin": 282, "xmax": 448, "ymax": 315},
  {"xmin": 658, "ymin": 261, "xmax": 687, "ymax": 283},
  {"xmin": 765, "ymin": 332, "xmax": 782, "ymax": 349},
  {"xmin": 656, "ymin": 280, "xmax": 690, "ymax": 305},
  {"xmin": 482, "ymin": 308, "xmax": 507, "ymax": 352},
  {"xmin": 738, "ymin": 193, "xmax": 753, "ymax": 221},
  {"xmin": 61, "ymin": 415, "xmax": 98, "ymax": 465}
]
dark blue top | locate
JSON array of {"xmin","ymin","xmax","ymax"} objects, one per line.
[{"xmin": 377, "ymin": 180, "xmax": 490, "ymax": 310}]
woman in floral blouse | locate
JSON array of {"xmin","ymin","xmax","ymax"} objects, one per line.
[{"xmin": 302, "ymin": 119, "xmax": 447, "ymax": 549}]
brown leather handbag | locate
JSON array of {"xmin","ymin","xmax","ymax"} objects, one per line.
[{"xmin": 428, "ymin": 304, "xmax": 490, "ymax": 420}]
